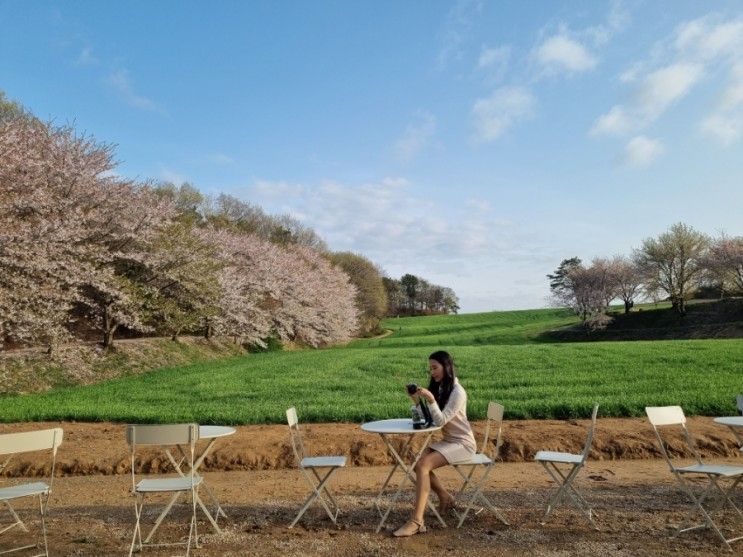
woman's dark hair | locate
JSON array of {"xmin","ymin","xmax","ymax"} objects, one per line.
[{"xmin": 427, "ymin": 350, "xmax": 456, "ymax": 409}]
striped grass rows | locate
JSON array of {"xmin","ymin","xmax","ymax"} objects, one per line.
[{"xmin": 1, "ymin": 334, "xmax": 740, "ymax": 424}]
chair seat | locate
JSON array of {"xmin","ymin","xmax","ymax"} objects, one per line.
[
  {"xmin": 301, "ymin": 456, "xmax": 346, "ymax": 468},
  {"xmin": 452, "ymin": 453, "xmax": 492, "ymax": 466},
  {"xmin": 135, "ymin": 476, "xmax": 203, "ymax": 493},
  {"xmin": 675, "ymin": 463, "xmax": 743, "ymax": 477},
  {"xmin": 534, "ymin": 450, "xmax": 583, "ymax": 464},
  {"xmin": 0, "ymin": 482, "xmax": 49, "ymax": 501}
]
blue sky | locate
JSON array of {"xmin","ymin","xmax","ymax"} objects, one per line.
[{"xmin": 2, "ymin": 0, "xmax": 742, "ymax": 312}]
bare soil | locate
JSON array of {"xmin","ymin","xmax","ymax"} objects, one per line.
[{"xmin": 0, "ymin": 417, "xmax": 742, "ymax": 556}]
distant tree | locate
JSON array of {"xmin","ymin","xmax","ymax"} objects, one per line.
[
  {"xmin": 634, "ymin": 223, "xmax": 709, "ymax": 316},
  {"xmin": 154, "ymin": 182, "xmax": 205, "ymax": 226},
  {"xmin": 702, "ymin": 235, "xmax": 743, "ymax": 296},
  {"xmin": 204, "ymin": 193, "xmax": 327, "ymax": 251},
  {"xmin": 547, "ymin": 257, "xmax": 582, "ymax": 299},
  {"xmin": 610, "ymin": 256, "xmax": 643, "ymax": 314},
  {"xmin": 382, "ymin": 277, "xmax": 405, "ymax": 316},
  {"xmin": 400, "ymin": 274, "xmax": 419, "ymax": 311},
  {"xmin": 555, "ymin": 260, "xmax": 616, "ymax": 321},
  {"xmin": 327, "ymin": 252, "xmax": 388, "ymax": 335},
  {"xmin": 0, "ymin": 90, "xmax": 25, "ymax": 123}
]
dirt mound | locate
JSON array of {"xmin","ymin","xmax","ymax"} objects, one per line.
[{"xmin": 0, "ymin": 417, "xmax": 739, "ymax": 478}]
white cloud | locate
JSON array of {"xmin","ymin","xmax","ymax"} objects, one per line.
[
  {"xmin": 700, "ymin": 62, "xmax": 743, "ymax": 144},
  {"xmin": 593, "ymin": 15, "xmax": 743, "ymax": 144},
  {"xmin": 635, "ymin": 62, "xmax": 704, "ymax": 119},
  {"xmin": 471, "ymin": 86, "xmax": 535, "ymax": 142},
  {"xmin": 535, "ymin": 34, "xmax": 598, "ymax": 73},
  {"xmin": 621, "ymin": 136, "xmax": 665, "ymax": 167},
  {"xmin": 590, "ymin": 105, "xmax": 633, "ymax": 136},
  {"xmin": 393, "ymin": 111, "xmax": 437, "ymax": 162},
  {"xmin": 477, "ymin": 45, "xmax": 511, "ymax": 81},
  {"xmin": 585, "ymin": 0, "xmax": 630, "ymax": 46},
  {"xmin": 437, "ymin": 0, "xmax": 483, "ymax": 69},
  {"xmin": 106, "ymin": 69, "xmax": 160, "ymax": 112}
]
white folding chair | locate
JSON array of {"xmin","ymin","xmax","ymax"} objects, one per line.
[
  {"xmin": 286, "ymin": 407, "xmax": 346, "ymax": 528},
  {"xmin": 127, "ymin": 424, "xmax": 202, "ymax": 556},
  {"xmin": 0, "ymin": 428, "xmax": 63, "ymax": 557},
  {"xmin": 534, "ymin": 404, "xmax": 599, "ymax": 529},
  {"xmin": 737, "ymin": 394, "xmax": 743, "ymax": 415},
  {"xmin": 450, "ymin": 401, "xmax": 509, "ymax": 528},
  {"xmin": 646, "ymin": 406, "xmax": 743, "ymax": 551}
]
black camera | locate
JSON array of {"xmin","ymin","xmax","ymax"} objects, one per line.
[{"xmin": 406, "ymin": 383, "xmax": 418, "ymax": 395}]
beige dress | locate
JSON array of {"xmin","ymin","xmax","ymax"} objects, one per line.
[{"xmin": 424, "ymin": 379, "xmax": 476, "ymax": 464}]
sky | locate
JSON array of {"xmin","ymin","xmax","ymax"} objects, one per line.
[{"xmin": 1, "ymin": 0, "xmax": 742, "ymax": 313}]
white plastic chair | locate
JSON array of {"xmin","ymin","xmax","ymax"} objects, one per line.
[
  {"xmin": 646, "ymin": 406, "xmax": 743, "ymax": 551},
  {"xmin": 534, "ymin": 404, "xmax": 599, "ymax": 529},
  {"xmin": 737, "ymin": 394, "xmax": 743, "ymax": 415},
  {"xmin": 0, "ymin": 428, "xmax": 63, "ymax": 557},
  {"xmin": 450, "ymin": 401, "xmax": 509, "ymax": 528},
  {"xmin": 286, "ymin": 407, "xmax": 346, "ymax": 528},
  {"xmin": 126, "ymin": 424, "xmax": 203, "ymax": 556}
]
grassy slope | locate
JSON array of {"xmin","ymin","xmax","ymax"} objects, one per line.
[{"xmin": 1, "ymin": 306, "xmax": 741, "ymax": 424}]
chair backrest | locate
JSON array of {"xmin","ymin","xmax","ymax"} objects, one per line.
[
  {"xmin": 0, "ymin": 428, "xmax": 64, "ymax": 456},
  {"xmin": 126, "ymin": 424, "xmax": 199, "ymax": 492},
  {"xmin": 645, "ymin": 406, "xmax": 700, "ymax": 470},
  {"xmin": 286, "ymin": 407, "xmax": 305, "ymax": 464},
  {"xmin": 580, "ymin": 404, "xmax": 600, "ymax": 461},
  {"xmin": 126, "ymin": 424, "xmax": 198, "ymax": 447},
  {"xmin": 0, "ymin": 428, "xmax": 64, "ymax": 493},
  {"xmin": 737, "ymin": 394, "xmax": 743, "ymax": 415},
  {"xmin": 480, "ymin": 401, "xmax": 504, "ymax": 456}
]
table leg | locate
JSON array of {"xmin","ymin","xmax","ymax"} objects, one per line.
[
  {"xmin": 173, "ymin": 438, "xmax": 228, "ymax": 530},
  {"xmin": 373, "ymin": 435, "xmax": 415, "ymax": 515},
  {"xmin": 375, "ymin": 432, "xmax": 447, "ymax": 533}
]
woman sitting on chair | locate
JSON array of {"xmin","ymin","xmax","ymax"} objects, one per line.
[{"xmin": 394, "ymin": 350, "xmax": 477, "ymax": 537}]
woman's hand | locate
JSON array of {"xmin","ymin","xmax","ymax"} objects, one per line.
[{"xmin": 417, "ymin": 388, "xmax": 435, "ymax": 404}]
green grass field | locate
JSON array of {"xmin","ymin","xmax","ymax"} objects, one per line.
[{"xmin": 1, "ymin": 307, "xmax": 741, "ymax": 424}]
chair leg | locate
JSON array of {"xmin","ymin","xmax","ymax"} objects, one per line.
[
  {"xmin": 38, "ymin": 493, "xmax": 49, "ymax": 557},
  {"xmin": 289, "ymin": 467, "xmax": 340, "ymax": 528},
  {"xmin": 1, "ymin": 500, "xmax": 29, "ymax": 534},
  {"xmin": 540, "ymin": 462, "xmax": 596, "ymax": 528},
  {"xmin": 454, "ymin": 463, "xmax": 508, "ymax": 528},
  {"xmin": 129, "ymin": 495, "xmax": 143, "ymax": 557}
]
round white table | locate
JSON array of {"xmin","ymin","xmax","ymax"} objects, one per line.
[
  {"xmin": 361, "ymin": 419, "xmax": 445, "ymax": 532},
  {"xmin": 713, "ymin": 416, "xmax": 743, "ymax": 450}
]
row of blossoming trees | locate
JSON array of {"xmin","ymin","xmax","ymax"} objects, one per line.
[
  {"xmin": 0, "ymin": 115, "xmax": 359, "ymax": 351},
  {"xmin": 548, "ymin": 222, "xmax": 743, "ymax": 323}
]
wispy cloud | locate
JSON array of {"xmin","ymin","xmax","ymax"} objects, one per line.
[
  {"xmin": 592, "ymin": 13, "xmax": 743, "ymax": 149},
  {"xmin": 206, "ymin": 153, "xmax": 235, "ymax": 165},
  {"xmin": 393, "ymin": 111, "xmax": 437, "ymax": 162},
  {"xmin": 106, "ymin": 69, "xmax": 161, "ymax": 112},
  {"xmin": 621, "ymin": 135, "xmax": 665, "ymax": 167},
  {"xmin": 477, "ymin": 45, "xmax": 511, "ymax": 82},
  {"xmin": 471, "ymin": 86, "xmax": 535, "ymax": 142},
  {"xmin": 437, "ymin": 0, "xmax": 483, "ymax": 69},
  {"xmin": 74, "ymin": 46, "xmax": 98, "ymax": 66},
  {"xmin": 533, "ymin": 3, "xmax": 628, "ymax": 77},
  {"xmin": 159, "ymin": 167, "xmax": 189, "ymax": 184},
  {"xmin": 534, "ymin": 34, "xmax": 597, "ymax": 73}
]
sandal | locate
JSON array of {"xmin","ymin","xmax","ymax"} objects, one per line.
[
  {"xmin": 393, "ymin": 518, "xmax": 427, "ymax": 537},
  {"xmin": 438, "ymin": 495, "xmax": 457, "ymax": 514}
]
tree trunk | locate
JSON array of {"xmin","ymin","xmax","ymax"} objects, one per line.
[
  {"xmin": 204, "ymin": 323, "xmax": 213, "ymax": 340},
  {"xmin": 102, "ymin": 304, "xmax": 118, "ymax": 348},
  {"xmin": 624, "ymin": 300, "xmax": 632, "ymax": 314}
]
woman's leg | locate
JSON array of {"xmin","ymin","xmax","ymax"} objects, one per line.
[{"xmin": 412, "ymin": 450, "xmax": 449, "ymax": 523}]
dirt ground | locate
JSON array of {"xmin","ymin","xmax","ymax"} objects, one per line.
[{"xmin": 1, "ymin": 417, "xmax": 742, "ymax": 556}]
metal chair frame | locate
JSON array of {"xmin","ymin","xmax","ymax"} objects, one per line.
[
  {"xmin": 286, "ymin": 407, "xmax": 346, "ymax": 528},
  {"xmin": 534, "ymin": 404, "xmax": 599, "ymax": 529},
  {"xmin": 0, "ymin": 428, "xmax": 63, "ymax": 557},
  {"xmin": 450, "ymin": 401, "xmax": 509, "ymax": 528},
  {"xmin": 646, "ymin": 405, "xmax": 743, "ymax": 552},
  {"xmin": 127, "ymin": 424, "xmax": 202, "ymax": 556}
]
